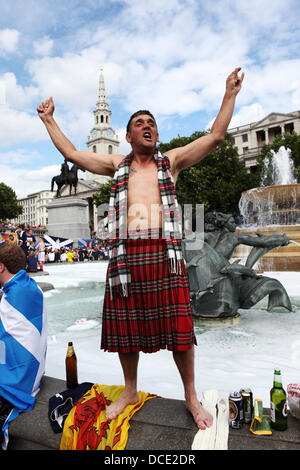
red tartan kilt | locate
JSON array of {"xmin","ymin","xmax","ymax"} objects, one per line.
[{"xmin": 101, "ymin": 234, "xmax": 196, "ymax": 353}]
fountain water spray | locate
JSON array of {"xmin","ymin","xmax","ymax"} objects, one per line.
[
  {"xmin": 261, "ymin": 146, "xmax": 297, "ymax": 187},
  {"xmin": 237, "ymin": 146, "xmax": 300, "ymax": 271},
  {"xmin": 239, "ymin": 147, "xmax": 299, "ymax": 226}
]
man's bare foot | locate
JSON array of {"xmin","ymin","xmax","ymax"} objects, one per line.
[
  {"xmin": 186, "ymin": 395, "xmax": 213, "ymax": 430},
  {"xmin": 105, "ymin": 390, "xmax": 139, "ymax": 420}
]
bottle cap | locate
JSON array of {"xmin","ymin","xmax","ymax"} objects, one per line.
[{"xmin": 68, "ymin": 341, "xmax": 73, "ymax": 346}]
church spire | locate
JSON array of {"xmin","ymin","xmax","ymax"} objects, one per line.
[
  {"xmin": 96, "ymin": 66, "xmax": 109, "ymax": 112},
  {"xmin": 86, "ymin": 66, "xmax": 119, "ymax": 174}
]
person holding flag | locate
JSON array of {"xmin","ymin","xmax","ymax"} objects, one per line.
[{"xmin": 0, "ymin": 244, "xmax": 47, "ymax": 450}]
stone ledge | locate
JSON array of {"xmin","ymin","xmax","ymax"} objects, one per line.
[{"xmin": 7, "ymin": 375, "xmax": 300, "ymax": 451}]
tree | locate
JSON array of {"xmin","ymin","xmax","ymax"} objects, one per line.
[
  {"xmin": 0, "ymin": 182, "xmax": 23, "ymax": 222},
  {"xmin": 92, "ymin": 180, "xmax": 113, "ymax": 207},
  {"xmin": 159, "ymin": 132, "xmax": 258, "ymax": 215}
]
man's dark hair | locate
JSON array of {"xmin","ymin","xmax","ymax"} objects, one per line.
[
  {"xmin": 126, "ymin": 110, "xmax": 157, "ymax": 133},
  {"xmin": 0, "ymin": 244, "xmax": 26, "ymax": 274}
]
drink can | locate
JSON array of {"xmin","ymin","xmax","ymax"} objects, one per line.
[
  {"xmin": 240, "ymin": 388, "xmax": 253, "ymax": 424},
  {"xmin": 229, "ymin": 391, "xmax": 244, "ymax": 429}
]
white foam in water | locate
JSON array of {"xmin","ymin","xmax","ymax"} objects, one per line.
[
  {"xmin": 44, "ymin": 263, "xmax": 300, "ymax": 406},
  {"xmin": 66, "ymin": 318, "xmax": 99, "ymax": 331},
  {"xmin": 43, "ymin": 262, "xmax": 108, "ymax": 288}
]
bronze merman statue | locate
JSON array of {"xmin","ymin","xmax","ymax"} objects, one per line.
[{"xmin": 182, "ymin": 212, "xmax": 292, "ymax": 319}]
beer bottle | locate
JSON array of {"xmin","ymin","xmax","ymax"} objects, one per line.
[
  {"xmin": 270, "ymin": 369, "xmax": 288, "ymax": 431},
  {"xmin": 65, "ymin": 341, "xmax": 78, "ymax": 389}
]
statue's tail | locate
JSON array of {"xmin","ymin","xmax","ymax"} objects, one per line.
[
  {"xmin": 51, "ymin": 177, "xmax": 54, "ymax": 192},
  {"xmin": 267, "ymin": 282, "xmax": 293, "ymax": 312},
  {"xmin": 239, "ymin": 276, "xmax": 293, "ymax": 312}
]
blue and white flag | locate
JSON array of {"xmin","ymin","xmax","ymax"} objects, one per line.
[
  {"xmin": 0, "ymin": 270, "xmax": 47, "ymax": 449},
  {"xmin": 44, "ymin": 234, "xmax": 73, "ymax": 249},
  {"xmin": 78, "ymin": 238, "xmax": 92, "ymax": 248}
]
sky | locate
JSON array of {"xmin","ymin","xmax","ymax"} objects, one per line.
[{"xmin": 0, "ymin": 0, "xmax": 299, "ymax": 199}]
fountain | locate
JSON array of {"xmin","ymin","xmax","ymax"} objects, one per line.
[{"xmin": 237, "ymin": 146, "xmax": 300, "ymax": 271}]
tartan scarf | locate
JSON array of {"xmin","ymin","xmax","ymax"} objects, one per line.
[{"xmin": 107, "ymin": 150, "xmax": 183, "ymax": 298}]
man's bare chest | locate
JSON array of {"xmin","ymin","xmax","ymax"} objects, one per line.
[{"xmin": 127, "ymin": 163, "xmax": 161, "ymax": 204}]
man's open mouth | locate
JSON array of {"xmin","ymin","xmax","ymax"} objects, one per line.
[{"xmin": 143, "ymin": 132, "xmax": 152, "ymax": 141}]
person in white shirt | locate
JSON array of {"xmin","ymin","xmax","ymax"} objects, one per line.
[{"xmin": 60, "ymin": 251, "xmax": 67, "ymax": 262}]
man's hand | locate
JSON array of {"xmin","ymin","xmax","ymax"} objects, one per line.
[
  {"xmin": 37, "ymin": 96, "xmax": 55, "ymax": 122},
  {"xmin": 226, "ymin": 67, "xmax": 244, "ymax": 97}
]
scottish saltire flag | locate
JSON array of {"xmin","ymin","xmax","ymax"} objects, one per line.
[
  {"xmin": 78, "ymin": 238, "xmax": 92, "ymax": 248},
  {"xmin": 0, "ymin": 270, "xmax": 47, "ymax": 449}
]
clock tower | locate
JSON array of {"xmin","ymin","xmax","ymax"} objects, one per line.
[{"xmin": 86, "ymin": 67, "xmax": 119, "ymax": 183}]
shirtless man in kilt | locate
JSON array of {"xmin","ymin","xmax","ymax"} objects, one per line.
[{"xmin": 37, "ymin": 67, "xmax": 244, "ymax": 430}]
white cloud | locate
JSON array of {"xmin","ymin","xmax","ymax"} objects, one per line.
[
  {"xmin": 33, "ymin": 35, "xmax": 54, "ymax": 56},
  {"xmin": 115, "ymin": 127, "xmax": 131, "ymax": 155},
  {"xmin": 0, "ymin": 28, "xmax": 19, "ymax": 55},
  {"xmin": 238, "ymin": 60, "xmax": 300, "ymax": 114},
  {"xmin": 291, "ymin": 80, "xmax": 300, "ymax": 109},
  {"xmin": 0, "ymin": 104, "xmax": 46, "ymax": 146},
  {"xmin": 22, "ymin": 0, "xmax": 298, "ymax": 127},
  {"xmin": 0, "ymin": 82, "xmax": 5, "ymax": 105},
  {"xmin": 0, "ymin": 163, "xmax": 61, "ymax": 199},
  {"xmin": 26, "ymin": 36, "xmax": 243, "ymax": 121},
  {"xmin": 27, "ymin": 52, "xmax": 105, "ymax": 113},
  {"xmin": 0, "ymin": 148, "xmax": 41, "ymax": 165},
  {"xmin": 229, "ymin": 103, "xmax": 265, "ymax": 129},
  {"xmin": 206, "ymin": 102, "xmax": 266, "ymax": 131},
  {"xmin": 0, "ymin": 72, "xmax": 38, "ymax": 108}
]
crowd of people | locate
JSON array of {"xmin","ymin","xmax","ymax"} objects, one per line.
[
  {"xmin": 1, "ymin": 223, "xmax": 109, "ymax": 273},
  {"xmin": 43, "ymin": 244, "xmax": 109, "ymax": 265}
]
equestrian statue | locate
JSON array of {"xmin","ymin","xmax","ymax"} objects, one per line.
[
  {"xmin": 66, "ymin": 163, "xmax": 86, "ymax": 195},
  {"xmin": 51, "ymin": 160, "xmax": 85, "ymax": 197}
]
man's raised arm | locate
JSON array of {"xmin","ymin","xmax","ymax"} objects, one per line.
[
  {"xmin": 37, "ymin": 97, "xmax": 121, "ymax": 177},
  {"xmin": 167, "ymin": 67, "xmax": 245, "ymax": 176}
]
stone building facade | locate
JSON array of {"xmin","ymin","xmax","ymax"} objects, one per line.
[
  {"xmin": 12, "ymin": 190, "xmax": 55, "ymax": 227},
  {"xmin": 228, "ymin": 110, "xmax": 300, "ymax": 172}
]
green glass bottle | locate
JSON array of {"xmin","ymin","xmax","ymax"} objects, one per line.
[{"xmin": 270, "ymin": 369, "xmax": 288, "ymax": 431}]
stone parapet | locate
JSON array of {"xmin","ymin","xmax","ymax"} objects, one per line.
[{"xmin": 7, "ymin": 375, "xmax": 300, "ymax": 451}]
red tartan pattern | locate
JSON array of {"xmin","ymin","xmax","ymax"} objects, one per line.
[{"xmin": 101, "ymin": 234, "xmax": 196, "ymax": 353}]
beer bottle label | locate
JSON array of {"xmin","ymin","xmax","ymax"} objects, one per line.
[
  {"xmin": 283, "ymin": 402, "xmax": 288, "ymax": 417},
  {"xmin": 270, "ymin": 402, "xmax": 275, "ymax": 422},
  {"xmin": 67, "ymin": 346, "xmax": 75, "ymax": 357}
]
